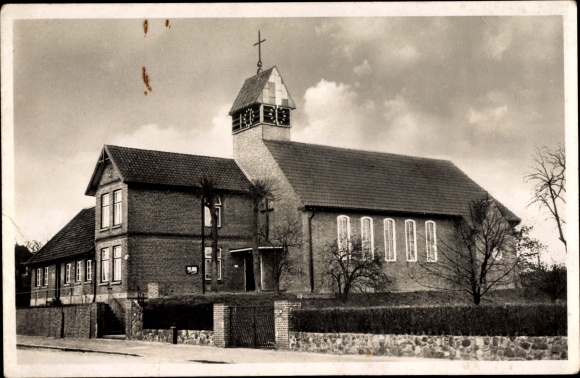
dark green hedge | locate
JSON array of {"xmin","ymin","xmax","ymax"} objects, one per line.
[
  {"xmin": 290, "ymin": 303, "xmax": 567, "ymax": 336},
  {"xmin": 143, "ymin": 302, "xmax": 213, "ymax": 330}
]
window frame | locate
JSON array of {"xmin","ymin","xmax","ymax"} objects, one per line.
[
  {"xmin": 43, "ymin": 267, "xmax": 49, "ymax": 286},
  {"xmin": 65, "ymin": 263, "xmax": 72, "ymax": 284},
  {"xmin": 101, "ymin": 248, "xmax": 110, "ymax": 283},
  {"xmin": 337, "ymin": 215, "xmax": 351, "ymax": 252},
  {"xmin": 204, "ymin": 247, "xmax": 222, "ymax": 281},
  {"xmin": 36, "ymin": 268, "xmax": 42, "ymax": 287},
  {"xmin": 113, "ymin": 190, "xmax": 122, "ymax": 226},
  {"xmin": 384, "ymin": 218, "xmax": 397, "ymax": 261},
  {"xmin": 360, "ymin": 217, "xmax": 374, "ymax": 258},
  {"xmin": 86, "ymin": 260, "xmax": 93, "ymax": 281},
  {"xmin": 204, "ymin": 195, "xmax": 222, "ymax": 228},
  {"xmin": 101, "ymin": 193, "xmax": 110, "ymax": 229},
  {"xmin": 425, "ymin": 221, "xmax": 437, "ymax": 262},
  {"xmin": 405, "ymin": 220, "xmax": 417, "ymax": 262},
  {"xmin": 113, "ymin": 246, "xmax": 122, "ymax": 282},
  {"xmin": 76, "ymin": 261, "xmax": 83, "ymax": 282}
]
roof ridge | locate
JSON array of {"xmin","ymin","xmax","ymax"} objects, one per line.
[
  {"xmin": 264, "ymin": 139, "xmax": 454, "ymax": 164},
  {"xmin": 105, "ymin": 144, "xmax": 235, "ymax": 161}
]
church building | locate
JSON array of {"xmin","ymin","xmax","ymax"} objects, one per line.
[{"xmin": 26, "ymin": 63, "xmax": 520, "ymax": 306}]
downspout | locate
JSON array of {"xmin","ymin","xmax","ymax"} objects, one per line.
[
  {"xmin": 308, "ymin": 208, "xmax": 316, "ymax": 293},
  {"xmin": 201, "ymin": 197, "xmax": 206, "ymax": 294}
]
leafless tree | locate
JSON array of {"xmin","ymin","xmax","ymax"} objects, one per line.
[
  {"xmin": 199, "ymin": 177, "xmax": 219, "ymax": 292},
  {"xmin": 321, "ymin": 236, "xmax": 392, "ymax": 302},
  {"xmin": 525, "ymin": 145, "xmax": 566, "ymax": 252},
  {"xmin": 410, "ymin": 195, "xmax": 525, "ymax": 305},
  {"xmin": 248, "ymin": 178, "xmax": 277, "ymax": 292},
  {"xmin": 264, "ymin": 216, "xmax": 303, "ymax": 292},
  {"xmin": 25, "ymin": 240, "xmax": 44, "ymax": 253}
]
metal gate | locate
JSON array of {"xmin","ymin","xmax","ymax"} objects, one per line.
[{"xmin": 229, "ymin": 306, "xmax": 275, "ymax": 348}]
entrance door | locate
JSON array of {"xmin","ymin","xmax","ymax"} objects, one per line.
[{"xmin": 245, "ymin": 254, "xmax": 255, "ymax": 291}]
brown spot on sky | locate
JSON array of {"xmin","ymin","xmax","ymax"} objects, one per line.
[
  {"xmin": 166, "ymin": 19, "xmax": 170, "ymax": 28},
  {"xmin": 142, "ymin": 67, "xmax": 152, "ymax": 93},
  {"xmin": 143, "ymin": 20, "xmax": 148, "ymax": 36}
]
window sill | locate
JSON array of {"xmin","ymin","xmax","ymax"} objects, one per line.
[
  {"xmin": 111, "ymin": 225, "xmax": 122, "ymax": 229},
  {"xmin": 99, "ymin": 228, "xmax": 110, "ymax": 232},
  {"xmin": 99, "ymin": 282, "xmax": 110, "ymax": 286},
  {"xmin": 111, "ymin": 281, "xmax": 122, "ymax": 285}
]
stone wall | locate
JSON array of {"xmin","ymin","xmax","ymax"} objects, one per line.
[
  {"xmin": 137, "ymin": 329, "xmax": 214, "ymax": 346},
  {"xmin": 288, "ymin": 332, "xmax": 568, "ymax": 361}
]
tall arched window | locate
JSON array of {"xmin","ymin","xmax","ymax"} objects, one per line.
[
  {"xmin": 361, "ymin": 217, "xmax": 374, "ymax": 258},
  {"xmin": 425, "ymin": 221, "xmax": 437, "ymax": 262},
  {"xmin": 384, "ymin": 219, "xmax": 396, "ymax": 261},
  {"xmin": 405, "ymin": 220, "xmax": 417, "ymax": 261},
  {"xmin": 337, "ymin": 215, "xmax": 350, "ymax": 251}
]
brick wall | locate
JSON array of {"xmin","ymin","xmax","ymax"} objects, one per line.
[
  {"xmin": 16, "ymin": 303, "xmax": 103, "ymax": 339},
  {"xmin": 213, "ymin": 303, "xmax": 230, "ymax": 347}
]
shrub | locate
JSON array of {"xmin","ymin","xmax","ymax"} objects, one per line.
[
  {"xmin": 290, "ymin": 303, "xmax": 567, "ymax": 336},
  {"xmin": 143, "ymin": 301, "xmax": 213, "ymax": 330}
]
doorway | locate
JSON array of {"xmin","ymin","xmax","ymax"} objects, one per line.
[{"xmin": 244, "ymin": 254, "xmax": 255, "ymax": 291}]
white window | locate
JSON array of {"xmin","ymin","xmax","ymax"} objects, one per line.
[
  {"xmin": 337, "ymin": 215, "xmax": 351, "ymax": 251},
  {"xmin": 384, "ymin": 219, "xmax": 396, "ymax": 261},
  {"xmin": 405, "ymin": 220, "xmax": 417, "ymax": 261},
  {"xmin": 113, "ymin": 190, "xmax": 122, "ymax": 226},
  {"xmin": 113, "ymin": 246, "xmax": 122, "ymax": 282},
  {"xmin": 65, "ymin": 263, "xmax": 72, "ymax": 284},
  {"xmin": 36, "ymin": 268, "xmax": 42, "ymax": 287},
  {"xmin": 101, "ymin": 193, "xmax": 110, "ymax": 228},
  {"xmin": 426, "ymin": 221, "xmax": 437, "ymax": 262},
  {"xmin": 101, "ymin": 248, "xmax": 110, "ymax": 282},
  {"xmin": 361, "ymin": 217, "xmax": 374, "ymax": 258},
  {"xmin": 44, "ymin": 267, "xmax": 49, "ymax": 286},
  {"xmin": 86, "ymin": 260, "xmax": 93, "ymax": 281},
  {"xmin": 76, "ymin": 261, "xmax": 82, "ymax": 282},
  {"xmin": 204, "ymin": 196, "xmax": 222, "ymax": 228},
  {"xmin": 204, "ymin": 247, "xmax": 222, "ymax": 281}
]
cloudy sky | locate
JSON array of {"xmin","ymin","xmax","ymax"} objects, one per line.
[{"xmin": 6, "ymin": 6, "xmax": 572, "ymax": 263}]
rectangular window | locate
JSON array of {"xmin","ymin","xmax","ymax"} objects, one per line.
[
  {"xmin": 86, "ymin": 260, "xmax": 93, "ymax": 281},
  {"xmin": 361, "ymin": 217, "xmax": 374, "ymax": 258},
  {"xmin": 101, "ymin": 248, "xmax": 110, "ymax": 282},
  {"xmin": 337, "ymin": 216, "xmax": 350, "ymax": 252},
  {"xmin": 405, "ymin": 220, "xmax": 417, "ymax": 261},
  {"xmin": 65, "ymin": 263, "xmax": 72, "ymax": 284},
  {"xmin": 44, "ymin": 267, "xmax": 49, "ymax": 286},
  {"xmin": 36, "ymin": 268, "xmax": 42, "ymax": 287},
  {"xmin": 113, "ymin": 246, "xmax": 122, "ymax": 282},
  {"xmin": 384, "ymin": 219, "xmax": 396, "ymax": 261},
  {"xmin": 76, "ymin": 261, "xmax": 82, "ymax": 282},
  {"xmin": 426, "ymin": 221, "xmax": 437, "ymax": 262},
  {"xmin": 204, "ymin": 196, "xmax": 222, "ymax": 228},
  {"xmin": 113, "ymin": 190, "xmax": 122, "ymax": 226},
  {"xmin": 204, "ymin": 247, "xmax": 222, "ymax": 281},
  {"xmin": 101, "ymin": 193, "xmax": 110, "ymax": 228}
]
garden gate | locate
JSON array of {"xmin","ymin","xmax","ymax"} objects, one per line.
[{"xmin": 229, "ymin": 306, "xmax": 275, "ymax": 348}]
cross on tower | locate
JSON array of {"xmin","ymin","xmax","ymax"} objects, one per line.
[{"xmin": 254, "ymin": 30, "xmax": 266, "ymax": 74}]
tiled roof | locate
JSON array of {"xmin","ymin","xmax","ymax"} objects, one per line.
[
  {"xmin": 27, "ymin": 207, "xmax": 95, "ymax": 265},
  {"xmin": 87, "ymin": 145, "xmax": 251, "ymax": 195},
  {"xmin": 229, "ymin": 68, "xmax": 275, "ymax": 115},
  {"xmin": 264, "ymin": 140, "xmax": 520, "ymax": 222}
]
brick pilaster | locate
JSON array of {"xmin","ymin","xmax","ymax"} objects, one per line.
[
  {"xmin": 213, "ymin": 303, "xmax": 230, "ymax": 348},
  {"xmin": 274, "ymin": 300, "xmax": 301, "ymax": 349}
]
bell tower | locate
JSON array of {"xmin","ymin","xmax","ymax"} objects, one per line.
[{"xmin": 229, "ymin": 66, "xmax": 296, "ymax": 139}]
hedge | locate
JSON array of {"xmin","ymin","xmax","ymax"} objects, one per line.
[
  {"xmin": 290, "ymin": 303, "xmax": 567, "ymax": 336},
  {"xmin": 143, "ymin": 302, "xmax": 213, "ymax": 330}
]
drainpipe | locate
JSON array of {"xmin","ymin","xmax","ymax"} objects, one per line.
[{"xmin": 307, "ymin": 208, "xmax": 316, "ymax": 293}]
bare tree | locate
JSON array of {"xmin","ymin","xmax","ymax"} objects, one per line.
[
  {"xmin": 321, "ymin": 236, "xmax": 392, "ymax": 302},
  {"xmin": 265, "ymin": 216, "xmax": 303, "ymax": 292},
  {"xmin": 199, "ymin": 177, "xmax": 219, "ymax": 293},
  {"xmin": 248, "ymin": 178, "xmax": 277, "ymax": 292},
  {"xmin": 410, "ymin": 195, "xmax": 524, "ymax": 305},
  {"xmin": 525, "ymin": 145, "xmax": 566, "ymax": 252},
  {"xmin": 25, "ymin": 240, "xmax": 44, "ymax": 253}
]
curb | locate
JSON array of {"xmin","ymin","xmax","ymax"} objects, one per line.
[{"xmin": 17, "ymin": 343, "xmax": 142, "ymax": 357}]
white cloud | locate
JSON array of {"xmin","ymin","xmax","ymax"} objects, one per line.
[
  {"xmin": 395, "ymin": 44, "xmax": 420, "ymax": 62},
  {"xmin": 353, "ymin": 60, "xmax": 372, "ymax": 76},
  {"xmin": 467, "ymin": 105, "xmax": 509, "ymax": 129}
]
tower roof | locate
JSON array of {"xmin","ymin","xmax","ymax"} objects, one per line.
[{"xmin": 229, "ymin": 67, "xmax": 295, "ymax": 115}]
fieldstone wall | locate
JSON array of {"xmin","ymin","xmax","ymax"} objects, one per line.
[
  {"xmin": 125, "ymin": 299, "xmax": 144, "ymax": 339},
  {"xmin": 138, "ymin": 329, "xmax": 214, "ymax": 345},
  {"xmin": 289, "ymin": 332, "xmax": 568, "ymax": 361}
]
